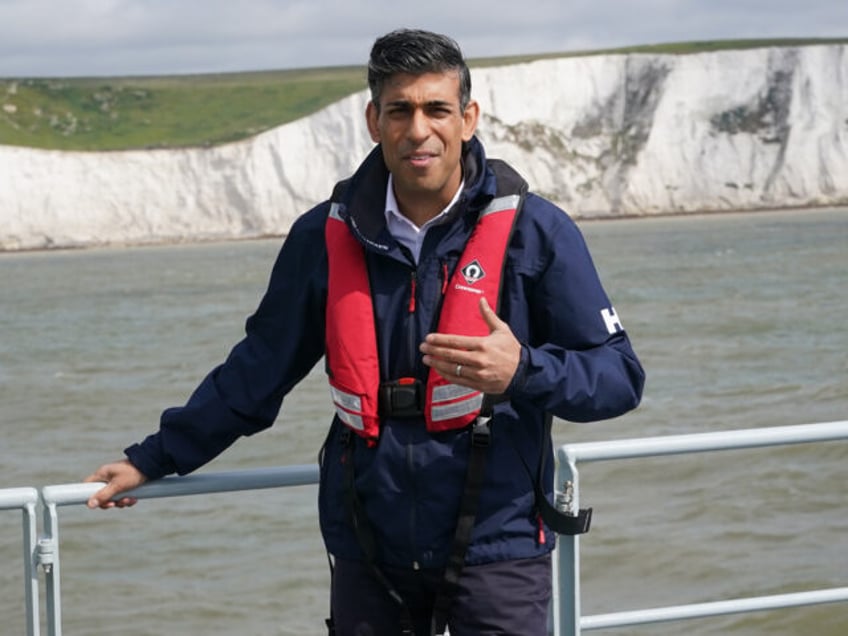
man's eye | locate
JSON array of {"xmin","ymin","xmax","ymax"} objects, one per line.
[{"xmin": 430, "ymin": 106, "xmax": 453, "ymax": 117}]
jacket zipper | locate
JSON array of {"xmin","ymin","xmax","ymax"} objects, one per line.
[
  {"xmin": 407, "ymin": 269, "xmax": 417, "ymax": 365},
  {"xmin": 407, "ymin": 268, "xmax": 419, "ymax": 568},
  {"xmin": 408, "ymin": 441, "xmax": 419, "ymax": 569},
  {"xmin": 408, "ymin": 270, "xmax": 417, "ymax": 312}
]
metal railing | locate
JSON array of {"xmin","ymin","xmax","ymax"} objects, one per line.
[
  {"xmin": 0, "ymin": 487, "xmax": 39, "ymax": 636},
  {"xmin": 553, "ymin": 419, "xmax": 848, "ymax": 634},
  {"xmin": 3, "ymin": 420, "xmax": 847, "ymax": 635}
]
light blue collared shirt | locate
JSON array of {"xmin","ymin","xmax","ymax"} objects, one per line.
[{"xmin": 384, "ymin": 174, "xmax": 464, "ymax": 264}]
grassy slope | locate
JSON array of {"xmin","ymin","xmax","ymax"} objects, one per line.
[
  {"xmin": 1, "ymin": 38, "xmax": 845, "ymax": 151},
  {"xmin": 0, "ymin": 67, "xmax": 366, "ymax": 150}
]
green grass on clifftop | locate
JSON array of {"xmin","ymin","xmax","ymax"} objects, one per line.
[
  {"xmin": 2, "ymin": 38, "xmax": 845, "ymax": 152},
  {"xmin": 0, "ymin": 67, "xmax": 365, "ymax": 151}
]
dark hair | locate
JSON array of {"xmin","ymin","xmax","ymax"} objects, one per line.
[{"xmin": 367, "ymin": 28, "xmax": 472, "ymax": 111}]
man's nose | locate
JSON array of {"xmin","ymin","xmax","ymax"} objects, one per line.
[{"xmin": 407, "ymin": 109, "xmax": 430, "ymax": 141}]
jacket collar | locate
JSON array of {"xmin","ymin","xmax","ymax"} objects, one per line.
[{"xmin": 338, "ymin": 136, "xmax": 496, "ymax": 251}]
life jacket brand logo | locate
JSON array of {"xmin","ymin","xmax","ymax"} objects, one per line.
[{"xmin": 460, "ymin": 260, "xmax": 486, "ymax": 285}]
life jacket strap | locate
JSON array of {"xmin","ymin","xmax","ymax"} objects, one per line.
[
  {"xmin": 531, "ymin": 414, "xmax": 593, "ymax": 536},
  {"xmin": 430, "ymin": 408, "xmax": 493, "ymax": 636},
  {"xmin": 339, "ymin": 428, "xmax": 416, "ymax": 634}
]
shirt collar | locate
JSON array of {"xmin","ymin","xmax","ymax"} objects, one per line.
[
  {"xmin": 383, "ymin": 174, "xmax": 464, "ymax": 232},
  {"xmin": 383, "ymin": 174, "xmax": 464, "ymax": 263}
]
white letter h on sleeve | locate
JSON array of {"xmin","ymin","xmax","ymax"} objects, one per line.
[{"xmin": 601, "ymin": 307, "xmax": 624, "ymax": 335}]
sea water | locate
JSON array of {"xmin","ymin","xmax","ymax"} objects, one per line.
[{"xmin": 1, "ymin": 208, "xmax": 846, "ymax": 634}]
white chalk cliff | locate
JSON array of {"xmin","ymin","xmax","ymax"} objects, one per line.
[{"xmin": 1, "ymin": 44, "xmax": 846, "ymax": 250}]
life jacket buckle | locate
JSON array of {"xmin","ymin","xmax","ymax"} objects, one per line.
[
  {"xmin": 378, "ymin": 377, "xmax": 424, "ymax": 418},
  {"xmin": 471, "ymin": 414, "xmax": 492, "ymax": 447}
]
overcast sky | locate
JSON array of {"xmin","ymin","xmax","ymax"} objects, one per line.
[{"xmin": 1, "ymin": 0, "xmax": 846, "ymax": 78}]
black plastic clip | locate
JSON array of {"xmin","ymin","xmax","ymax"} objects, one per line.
[
  {"xmin": 379, "ymin": 378, "xmax": 424, "ymax": 418},
  {"xmin": 471, "ymin": 414, "xmax": 492, "ymax": 448}
]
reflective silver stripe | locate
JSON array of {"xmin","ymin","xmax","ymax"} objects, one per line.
[
  {"xmin": 335, "ymin": 407, "xmax": 365, "ymax": 431},
  {"xmin": 479, "ymin": 194, "xmax": 520, "ymax": 218},
  {"xmin": 431, "ymin": 392, "xmax": 483, "ymax": 422},
  {"xmin": 330, "ymin": 385, "xmax": 362, "ymax": 413},
  {"xmin": 329, "ymin": 202, "xmax": 344, "ymax": 221},
  {"xmin": 432, "ymin": 383, "xmax": 479, "ymax": 404}
]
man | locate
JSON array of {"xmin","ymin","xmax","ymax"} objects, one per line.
[{"xmin": 86, "ymin": 28, "xmax": 644, "ymax": 636}]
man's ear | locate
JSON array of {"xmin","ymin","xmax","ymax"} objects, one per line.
[
  {"xmin": 462, "ymin": 100, "xmax": 480, "ymax": 141},
  {"xmin": 366, "ymin": 101, "xmax": 381, "ymax": 143}
]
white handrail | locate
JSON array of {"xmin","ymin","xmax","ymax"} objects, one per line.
[
  {"xmin": 36, "ymin": 464, "xmax": 321, "ymax": 636},
  {"xmin": 0, "ymin": 487, "xmax": 39, "ymax": 510},
  {"xmin": 562, "ymin": 420, "xmax": 848, "ymax": 463},
  {"xmin": 554, "ymin": 419, "xmax": 848, "ymax": 635},
  {"xmin": 41, "ymin": 464, "xmax": 319, "ymax": 507},
  {"xmin": 581, "ymin": 587, "xmax": 848, "ymax": 629}
]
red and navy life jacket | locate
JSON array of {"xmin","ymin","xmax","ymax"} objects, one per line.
[{"xmin": 325, "ymin": 179, "xmax": 524, "ymax": 441}]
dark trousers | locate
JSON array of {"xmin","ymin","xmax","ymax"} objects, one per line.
[{"xmin": 330, "ymin": 553, "xmax": 552, "ymax": 636}]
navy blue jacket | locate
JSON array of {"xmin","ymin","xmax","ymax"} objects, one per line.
[{"xmin": 125, "ymin": 137, "xmax": 645, "ymax": 569}]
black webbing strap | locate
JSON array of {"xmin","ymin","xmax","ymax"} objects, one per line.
[
  {"xmin": 324, "ymin": 551, "xmax": 336, "ymax": 635},
  {"xmin": 534, "ymin": 475, "xmax": 593, "ymax": 535},
  {"xmin": 340, "ymin": 428, "xmax": 416, "ymax": 636},
  {"xmin": 429, "ymin": 166, "xmax": 525, "ymax": 634},
  {"xmin": 531, "ymin": 413, "xmax": 592, "ymax": 535},
  {"xmin": 318, "ymin": 439, "xmax": 337, "ymax": 635},
  {"xmin": 429, "ymin": 407, "xmax": 493, "ymax": 636}
]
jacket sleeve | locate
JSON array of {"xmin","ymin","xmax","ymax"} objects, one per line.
[
  {"xmin": 505, "ymin": 195, "xmax": 645, "ymax": 422},
  {"xmin": 125, "ymin": 206, "xmax": 329, "ymax": 479}
]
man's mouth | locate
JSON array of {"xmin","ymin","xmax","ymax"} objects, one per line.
[{"xmin": 406, "ymin": 152, "xmax": 437, "ymax": 167}]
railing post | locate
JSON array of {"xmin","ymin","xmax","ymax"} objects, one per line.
[
  {"xmin": 39, "ymin": 502, "xmax": 63, "ymax": 636},
  {"xmin": 23, "ymin": 499, "xmax": 41, "ymax": 636},
  {"xmin": 1, "ymin": 488, "xmax": 42, "ymax": 636},
  {"xmin": 554, "ymin": 448, "xmax": 582, "ymax": 636}
]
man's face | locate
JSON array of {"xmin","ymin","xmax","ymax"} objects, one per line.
[{"xmin": 366, "ymin": 71, "xmax": 479, "ymax": 219}]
